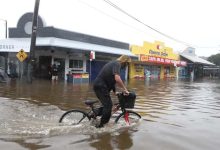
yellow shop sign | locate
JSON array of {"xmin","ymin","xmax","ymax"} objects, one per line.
[{"xmin": 131, "ymin": 41, "xmax": 179, "ymax": 60}]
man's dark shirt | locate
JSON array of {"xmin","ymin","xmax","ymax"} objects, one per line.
[
  {"xmin": 51, "ymin": 65, "xmax": 58, "ymax": 76},
  {"xmin": 94, "ymin": 61, "xmax": 121, "ymax": 92}
]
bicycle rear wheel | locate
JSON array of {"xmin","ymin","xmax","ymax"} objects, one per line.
[
  {"xmin": 115, "ymin": 110, "xmax": 141, "ymax": 126},
  {"xmin": 59, "ymin": 109, "xmax": 90, "ymax": 125}
]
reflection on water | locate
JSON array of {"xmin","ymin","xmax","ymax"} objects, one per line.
[
  {"xmin": 89, "ymin": 130, "xmax": 134, "ymax": 150},
  {"xmin": 0, "ymin": 79, "xmax": 220, "ymax": 150}
]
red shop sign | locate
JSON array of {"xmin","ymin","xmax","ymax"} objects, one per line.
[{"xmin": 141, "ymin": 55, "xmax": 187, "ymax": 66}]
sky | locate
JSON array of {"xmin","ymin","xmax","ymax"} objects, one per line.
[{"xmin": 0, "ymin": 0, "xmax": 220, "ymax": 57}]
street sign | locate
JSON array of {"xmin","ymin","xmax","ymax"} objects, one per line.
[
  {"xmin": 90, "ymin": 51, "xmax": 95, "ymax": 61},
  {"xmin": 16, "ymin": 49, "xmax": 28, "ymax": 62}
]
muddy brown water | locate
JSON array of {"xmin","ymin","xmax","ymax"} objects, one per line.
[{"xmin": 0, "ymin": 78, "xmax": 220, "ymax": 150}]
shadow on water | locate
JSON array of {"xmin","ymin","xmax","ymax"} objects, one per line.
[{"xmin": 0, "ymin": 78, "xmax": 220, "ymax": 149}]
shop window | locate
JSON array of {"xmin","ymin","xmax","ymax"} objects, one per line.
[{"xmin": 69, "ymin": 60, "xmax": 83, "ymax": 68}]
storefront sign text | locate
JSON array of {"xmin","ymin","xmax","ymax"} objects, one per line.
[
  {"xmin": 140, "ymin": 55, "xmax": 187, "ymax": 66},
  {"xmin": 149, "ymin": 49, "xmax": 168, "ymax": 57},
  {"xmin": 0, "ymin": 44, "xmax": 15, "ymax": 50}
]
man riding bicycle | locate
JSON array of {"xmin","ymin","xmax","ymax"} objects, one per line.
[{"xmin": 93, "ymin": 55, "xmax": 131, "ymax": 128}]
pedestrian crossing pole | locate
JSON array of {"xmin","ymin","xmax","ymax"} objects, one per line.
[{"xmin": 28, "ymin": 0, "xmax": 40, "ymax": 83}]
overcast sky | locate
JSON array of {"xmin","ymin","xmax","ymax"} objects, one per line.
[{"xmin": 1, "ymin": 0, "xmax": 220, "ymax": 57}]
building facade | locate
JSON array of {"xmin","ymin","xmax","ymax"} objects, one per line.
[
  {"xmin": 179, "ymin": 47, "xmax": 215, "ymax": 80},
  {"xmin": 130, "ymin": 41, "xmax": 187, "ymax": 80},
  {"xmin": 0, "ymin": 13, "xmax": 137, "ymax": 82}
]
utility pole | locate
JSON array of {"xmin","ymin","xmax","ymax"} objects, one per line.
[{"xmin": 27, "ymin": 0, "xmax": 40, "ymax": 83}]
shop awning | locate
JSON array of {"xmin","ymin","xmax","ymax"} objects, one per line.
[
  {"xmin": 0, "ymin": 38, "xmax": 30, "ymax": 52},
  {"xmin": 0, "ymin": 38, "xmax": 136, "ymax": 57},
  {"xmin": 180, "ymin": 53, "xmax": 214, "ymax": 65}
]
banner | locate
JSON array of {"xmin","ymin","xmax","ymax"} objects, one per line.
[{"xmin": 140, "ymin": 55, "xmax": 187, "ymax": 66}]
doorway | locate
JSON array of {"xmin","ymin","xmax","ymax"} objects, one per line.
[
  {"xmin": 54, "ymin": 58, "xmax": 65, "ymax": 80},
  {"xmin": 38, "ymin": 56, "xmax": 52, "ymax": 79}
]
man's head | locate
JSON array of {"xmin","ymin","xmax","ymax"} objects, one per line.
[
  {"xmin": 117, "ymin": 55, "xmax": 131, "ymax": 68},
  {"xmin": 117, "ymin": 55, "xmax": 131, "ymax": 63}
]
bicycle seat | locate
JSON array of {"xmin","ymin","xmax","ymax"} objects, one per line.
[{"xmin": 85, "ymin": 100, "xmax": 99, "ymax": 105}]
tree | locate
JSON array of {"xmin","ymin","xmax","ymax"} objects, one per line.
[{"xmin": 208, "ymin": 53, "xmax": 220, "ymax": 65}]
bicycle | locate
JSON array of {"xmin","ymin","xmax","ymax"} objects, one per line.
[{"xmin": 59, "ymin": 91, "xmax": 141, "ymax": 127}]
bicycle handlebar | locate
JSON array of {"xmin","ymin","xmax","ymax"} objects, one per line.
[{"xmin": 116, "ymin": 91, "xmax": 130, "ymax": 96}]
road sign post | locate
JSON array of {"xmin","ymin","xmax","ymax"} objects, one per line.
[{"xmin": 16, "ymin": 49, "xmax": 28, "ymax": 62}]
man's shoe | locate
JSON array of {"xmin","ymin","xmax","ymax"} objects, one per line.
[{"xmin": 95, "ymin": 124, "xmax": 104, "ymax": 128}]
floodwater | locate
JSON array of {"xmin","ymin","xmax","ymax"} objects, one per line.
[{"xmin": 0, "ymin": 78, "xmax": 220, "ymax": 150}]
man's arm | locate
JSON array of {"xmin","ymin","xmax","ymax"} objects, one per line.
[{"xmin": 115, "ymin": 74, "xmax": 129, "ymax": 94}]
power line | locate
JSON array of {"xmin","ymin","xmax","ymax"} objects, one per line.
[
  {"xmin": 78, "ymin": 0, "xmax": 159, "ymax": 41},
  {"xmin": 196, "ymin": 46, "xmax": 220, "ymax": 49},
  {"xmin": 102, "ymin": 0, "xmax": 193, "ymax": 47},
  {"xmin": 79, "ymin": 0, "xmax": 218, "ymax": 50}
]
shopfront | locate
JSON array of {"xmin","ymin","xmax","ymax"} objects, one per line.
[
  {"xmin": 130, "ymin": 41, "xmax": 187, "ymax": 79},
  {"xmin": 0, "ymin": 12, "xmax": 136, "ymax": 83}
]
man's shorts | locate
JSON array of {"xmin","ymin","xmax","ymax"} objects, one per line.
[{"xmin": 52, "ymin": 75, "xmax": 58, "ymax": 80}]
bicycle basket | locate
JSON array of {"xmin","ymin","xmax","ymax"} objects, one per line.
[{"xmin": 118, "ymin": 91, "xmax": 136, "ymax": 109}]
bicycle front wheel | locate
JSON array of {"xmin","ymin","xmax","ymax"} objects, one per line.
[
  {"xmin": 59, "ymin": 109, "xmax": 90, "ymax": 125},
  {"xmin": 115, "ymin": 110, "xmax": 141, "ymax": 126}
]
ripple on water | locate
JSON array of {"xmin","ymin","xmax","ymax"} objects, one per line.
[
  {"xmin": 1, "ymin": 79, "xmax": 220, "ymax": 150},
  {"xmin": 0, "ymin": 97, "xmax": 141, "ymax": 138}
]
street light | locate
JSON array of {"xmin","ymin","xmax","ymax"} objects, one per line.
[
  {"xmin": 0, "ymin": 19, "xmax": 8, "ymax": 75},
  {"xmin": 0, "ymin": 18, "xmax": 7, "ymax": 38}
]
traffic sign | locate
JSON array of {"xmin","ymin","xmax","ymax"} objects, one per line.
[{"xmin": 16, "ymin": 49, "xmax": 28, "ymax": 62}]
